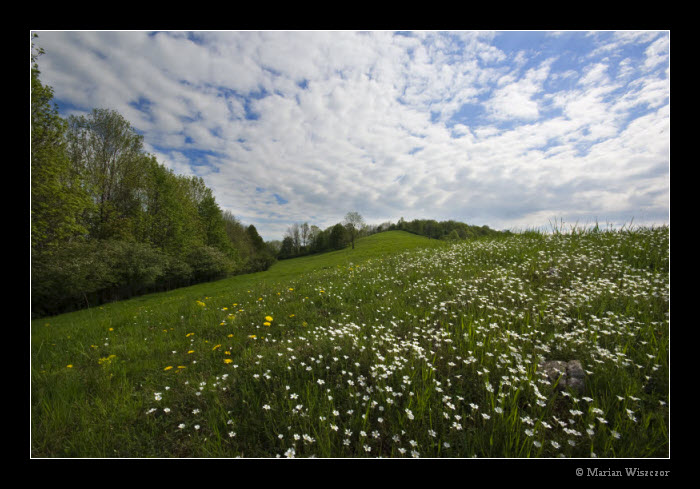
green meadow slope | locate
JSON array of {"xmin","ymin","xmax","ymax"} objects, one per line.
[
  {"xmin": 31, "ymin": 228, "xmax": 669, "ymax": 458},
  {"xmin": 30, "ymin": 231, "xmax": 446, "ymax": 456}
]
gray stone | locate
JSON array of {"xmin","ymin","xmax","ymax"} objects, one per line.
[{"xmin": 539, "ymin": 359, "xmax": 585, "ymax": 393}]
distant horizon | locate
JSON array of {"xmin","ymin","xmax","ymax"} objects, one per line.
[{"xmin": 33, "ymin": 30, "xmax": 670, "ymax": 241}]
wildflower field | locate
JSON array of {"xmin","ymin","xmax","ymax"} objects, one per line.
[{"xmin": 31, "ymin": 228, "xmax": 669, "ymax": 458}]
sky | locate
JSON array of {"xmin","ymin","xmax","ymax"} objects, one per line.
[{"xmin": 33, "ymin": 30, "xmax": 670, "ymax": 241}]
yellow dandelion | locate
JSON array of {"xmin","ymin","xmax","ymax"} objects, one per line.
[
  {"xmin": 263, "ymin": 322, "xmax": 271, "ymax": 327},
  {"xmin": 177, "ymin": 366, "xmax": 186, "ymax": 369},
  {"xmin": 186, "ymin": 333, "xmax": 194, "ymax": 337},
  {"xmin": 187, "ymin": 350, "xmax": 195, "ymax": 354},
  {"xmin": 212, "ymin": 344, "xmax": 221, "ymax": 351},
  {"xmin": 164, "ymin": 366, "xmax": 173, "ymax": 371},
  {"xmin": 288, "ymin": 288, "xmax": 294, "ymax": 291},
  {"xmin": 98, "ymin": 355, "xmax": 117, "ymax": 365},
  {"xmin": 225, "ymin": 351, "xmax": 231, "ymax": 355},
  {"xmin": 265, "ymin": 316, "xmax": 273, "ymax": 322},
  {"xmin": 227, "ymin": 334, "xmax": 233, "ymax": 338},
  {"xmin": 248, "ymin": 335, "xmax": 257, "ymax": 339},
  {"xmin": 289, "ymin": 314, "xmax": 295, "ymax": 318},
  {"xmin": 224, "ymin": 358, "xmax": 233, "ymax": 364},
  {"xmin": 66, "ymin": 364, "xmax": 73, "ymax": 368},
  {"xmin": 108, "ymin": 327, "xmax": 114, "ymax": 331}
]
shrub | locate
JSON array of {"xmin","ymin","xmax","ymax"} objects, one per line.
[{"xmin": 186, "ymin": 245, "xmax": 233, "ymax": 282}]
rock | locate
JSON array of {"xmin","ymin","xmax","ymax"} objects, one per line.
[
  {"xmin": 539, "ymin": 359, "xmax": 585, "ymax": 393},
  {"xmin": 566, "ymin": 360, "xmax": 585, "ymax": 392}
]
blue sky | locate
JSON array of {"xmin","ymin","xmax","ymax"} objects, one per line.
[{"xmin": 34, "ymin": 30, "xmax": 669, "ymax": 240}]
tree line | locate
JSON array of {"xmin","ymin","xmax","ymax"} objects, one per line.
[
  {"xmin": 30, "ymin": 37, "xmax": 275, "ymax": 318},
  {"xmin": 389, "ymin": 217, "xmax": 508, "ymax": 240},
  {"xmin": 276, "ymin": 211, "xmax": 365, "ymax": 259},
  {"xmin": 276, "ymin": 213, "xmax": 509, "ymax": 260}
]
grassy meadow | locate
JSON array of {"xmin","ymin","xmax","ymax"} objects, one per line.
[{"xmin": 30, "ymin": 228, "xmax": 669, "ymax": 458}]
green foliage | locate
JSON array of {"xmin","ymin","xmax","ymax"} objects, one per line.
[
  {"xmin": 392, "ymin": 218, "xmax": 507, "ymax": 240},
  {"xmin": 186, "ymin": 245, "xmax": 233, "ymax": 282},
  {"xmin": 65, "ymin": 108, "xmax": 146, "ymax": 241},
  {"xmin": 31, "ymin": 240, "xmax": 170, "ymax": 316},
  {"xmin": 221, "ymin": 212, "xmax": 277, "ymax": 273},
  {"xmin": 31, "ymin": 36, "xmax": 89, "ymax": 251},
  {"xmin": 329, "ymin": 223, "xmax": 348, "ymax": 250}
]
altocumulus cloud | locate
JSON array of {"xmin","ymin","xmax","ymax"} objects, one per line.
[{"xmin": 34, "ymin": 30, "xmax": 669, "ymax": 240}]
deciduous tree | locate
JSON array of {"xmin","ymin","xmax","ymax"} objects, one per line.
[{"xmin": 343, "ymin": 211, "xmax": 364, "ymax": 250}]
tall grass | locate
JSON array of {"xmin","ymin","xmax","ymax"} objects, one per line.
[{"xmin": 31, "ymin": 228, "xmax": 669, "ymax": 458}]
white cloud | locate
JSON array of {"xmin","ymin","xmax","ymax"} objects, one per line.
[
  {"xmin": 34, "ymin": 30, "xmax": 669, "ymax": 240},
  {"xmin": 485, "ymin": 60, "xmax": 553, "ymax": 121}
]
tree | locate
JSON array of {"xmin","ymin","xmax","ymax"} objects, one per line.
[
  {"xmin": 286, "ymin": 223, "xmax": 301, "ymax": 254},
  {"xmin": 246, "ymin": 224, "xmax": 265, "ymax": 251},
  {"xmin": 66, "ymin": 108, "xmax": 146, "ymax": 240},
  {"xmin": 31, "ymin": 35, "xmax": 89, "ymax": 252},
  {"xmin": 300, "ymin": 222, "xmax": 310, "ymax": 248},
  {"xmin": 329, "ymin": 223, "xmax": 347, "ymax": 250},
  {"xmin": 343, "ymin": 211, "xmax": 364, "ymax": 250},
  {"xmin": 279, "ymin": 236, "xmax": 295, "ymax": 258}
]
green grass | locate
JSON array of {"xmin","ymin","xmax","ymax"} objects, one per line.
[{"xmin": 31, "ymin": 228, "xmax": 669, "ymax": 458}]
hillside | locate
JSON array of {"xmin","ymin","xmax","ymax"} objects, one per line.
[{"xmin": 31, "ymin": 227, "xmax": 669, "ymax": 458}]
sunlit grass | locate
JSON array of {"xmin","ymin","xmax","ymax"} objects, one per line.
[{"xmin": 31, "ymin": 228, "xmax": 669, "ymax": 457}]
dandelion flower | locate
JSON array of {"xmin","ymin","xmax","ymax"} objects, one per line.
[{"xmin": 265, "ymin": 316, "xmax": 273, "ymax": 322}]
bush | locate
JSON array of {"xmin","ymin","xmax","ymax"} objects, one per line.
[
  {"xmin": 96, "ymin": 240, "xmax": 169, "ymax": 300},
  {"xmin": 32, "ymin": 240, "xmax": 115, "ymax": 316},
  {"xmin": 186, "ymin": 245, "xmax": 233, "ymax": 282},
  {"xmin": 32, "ymin": 240, "xmax": 181, "ymax": 317},
  {"xmin": 162, "ymin": 255, "xmax": 194, "ymax": 289}
]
